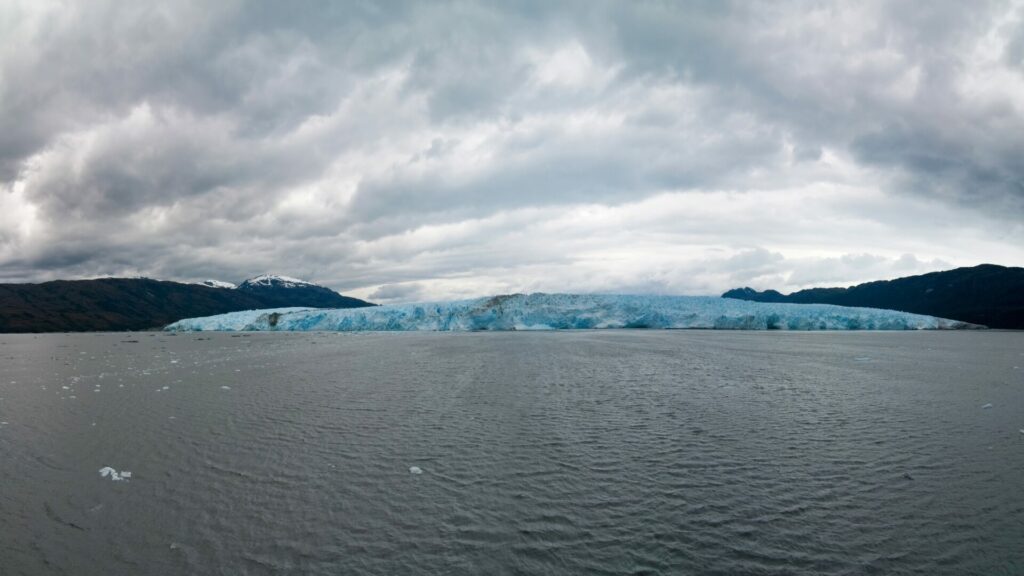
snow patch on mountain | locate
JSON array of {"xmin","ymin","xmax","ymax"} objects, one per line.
[
  {"xmin": 239, "ymin": 274, "xmax": 317, "ymax": 289},
  {"xmin": 194, "ymin": 279, "xmax": 236, "ymax": 289}
]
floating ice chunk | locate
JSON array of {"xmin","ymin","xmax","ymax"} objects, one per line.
[
  {"xmin": 220, "ymin": 385, "xmax": 231, "ymax": 390},
  {"xmin": 982, "ymin": 403, "xmax": 993, "ymax": 409},
  {"xmin": 409, "ymin": 466, "xmax": 423, "ymax": 475},
  {"xmin": 99, "ymin": 467, "xmax": 130, "ymax": 482}
]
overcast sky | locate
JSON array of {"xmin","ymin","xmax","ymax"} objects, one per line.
[{"xmin": 1, "ymin": 1, "xmax": 1023, "ymax": 302}]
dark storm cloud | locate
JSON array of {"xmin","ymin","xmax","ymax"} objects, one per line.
[{"xmin": 1, "ymin": 0, "xmax": 1022, "ymax": 298}]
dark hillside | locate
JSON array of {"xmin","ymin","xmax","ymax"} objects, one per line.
[
  {"xmin": 724, "ymin": 264, "xmax": 1024, "ymax": 329},
  {"xmin": 0, "ymin": 278, "xmax": 374, "ymax": 332}
]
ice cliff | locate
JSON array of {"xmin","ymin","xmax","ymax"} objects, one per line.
[{"xmin": 164, "ymin": 293, "xmax": 978, "ymax": 332}]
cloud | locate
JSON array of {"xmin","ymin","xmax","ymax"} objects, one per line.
[
  {"xmin": 1, "ymin": 0, "xmax": 1022, "ymax": 299},
  {"xmin": 367, "ymin": 282, "xmax": 427, "ymax": 303},
  {"xmin": 783, "ymin": 253, "xmax": 953, "ymax": 289}
]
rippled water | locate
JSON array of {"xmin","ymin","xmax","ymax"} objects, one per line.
[{"xmin": 1, "ymin": 331, "xmax": 1022, "ymax": 575}]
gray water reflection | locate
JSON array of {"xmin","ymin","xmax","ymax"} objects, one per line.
[{"xmin": 1, "ymin": 331, "xmax": 1022, "ymax": 575}]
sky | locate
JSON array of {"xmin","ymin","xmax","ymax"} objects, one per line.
[{"xmin": 1, "ymin": 0, "xmax": 1023, "ymax": 303}]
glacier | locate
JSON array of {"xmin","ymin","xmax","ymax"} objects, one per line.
[{"xmin": 164, "ymin": 293, "xmax": 979, "ymax": 332}]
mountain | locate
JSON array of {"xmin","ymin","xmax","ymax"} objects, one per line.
[
  {"xmin": 0, "ymin": 276, "xmax": 374, "ymax": 333},
  {"xmin": 235, "ymin": 274, "xmax": 370, "ymax": 309},
  {"xmin": 723, "ymin": 264, "xmax": 1024, "ymax": 329}
]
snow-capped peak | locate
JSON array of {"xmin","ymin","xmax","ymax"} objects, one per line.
[
  {"xmin": 194, "ymin": 279, "xmax": 236, "ymax": 289},
  {"xmin": 239, "ymin": 274, "xmax": 317, "ymax": 289}
]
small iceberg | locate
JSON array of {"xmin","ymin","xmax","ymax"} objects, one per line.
[
  {"xmin": 982, "ymin": 403, "xmax": 993, "ymax": 409},
  {"xmin": 409, "ymin": 466, "xmax": 423, "ymax": 475},
  {"xmin": 99, "ymin": 467, "xmax": 131, "ymax": 482}
]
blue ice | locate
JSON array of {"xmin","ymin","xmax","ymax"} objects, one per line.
[{"xmin": 164, "ymin": 294, "xmax": 975, "ymax": 332}]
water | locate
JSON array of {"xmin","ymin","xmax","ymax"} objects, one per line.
[{"xmin": 1, "ymin": 331, "xmax": 1022, "ymax": 575}]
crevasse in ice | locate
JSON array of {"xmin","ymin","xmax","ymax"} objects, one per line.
[{"xmin": 164, "ymin": 293, "xmax": 976, "ymax": 332}]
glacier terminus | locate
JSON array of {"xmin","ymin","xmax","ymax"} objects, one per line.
[{"xmin": 164, "ymin": 293, "xmax": 979, "ymax": 332}]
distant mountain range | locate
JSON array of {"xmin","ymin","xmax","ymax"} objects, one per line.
[
  {"xmin": 233, "ymin": 274, "xmax": 370, "ymax": 309},
  {"xmin": 4, "ymin": 265, "xmax": 1020, "ymax": 332},
  {"xmin": 0, "ymin": 275, "xmax": 374, "ymax": 333},
  {"xmin": 723, "ymin": 264, "xmax": 1024, "ymax": 329}
]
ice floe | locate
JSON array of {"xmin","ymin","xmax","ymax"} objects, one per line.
[{"xmin": 98, "ymin": 467, "xmax": 131, "ymax": 482}]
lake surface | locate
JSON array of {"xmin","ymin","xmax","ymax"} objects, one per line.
[{"xmin": 1, "ymin": 331, "xmax": 1022, "ymax": 575}]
